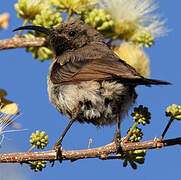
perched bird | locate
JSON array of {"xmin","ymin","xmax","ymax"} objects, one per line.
[{"xmin": 13, "ymin": 19, "xmax": 170, "ymax": 153}]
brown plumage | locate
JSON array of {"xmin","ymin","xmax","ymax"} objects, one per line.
[
  {"xmin": 50, "ymin": 57, "xmax": 169, "ymax": 85},
  {"xmin": 13, "ymin": 18, "xmax": 171, "ymax": 151}
]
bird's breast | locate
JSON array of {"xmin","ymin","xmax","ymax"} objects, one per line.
[{"xmin": 47, "ymin": 76, "xmax": 137, "ymax": 126}]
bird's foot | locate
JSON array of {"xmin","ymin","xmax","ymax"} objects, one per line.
[
  {"xmin": 113, "ymin": 132, "xmax": 123, "ymax": 155},
  {"xmin": 50, "ymin": 143, "xmax": 63, "ymax": 166}
]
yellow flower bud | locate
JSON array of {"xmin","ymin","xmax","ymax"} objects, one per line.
[
  {"xmin": 0, "ymin": 89, "xmax": 19, "ymax": 115},
  {"xmin": 0, "ymin": 13, "xmax": 9, "ymax": 29},
  {"xmin": 0, "ymin": 100, "xmax": 19, "ymax": 115}
]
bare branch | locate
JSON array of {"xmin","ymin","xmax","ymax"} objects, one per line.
[
  {"xmin": 0, "ymin": 137, "xmax": 181, "ymax": 163},
  {"xmin": 0, "ymin": 36, "xmax": 46, "ymax": 50}
]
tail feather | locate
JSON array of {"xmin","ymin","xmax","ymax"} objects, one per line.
[
  {"xmin": 117, "ymin": 78, "xmax": 171, "ymax": 86},
  {"xmin": 143, "ymin": 78, "xmax": 171, "ymax": 85}
]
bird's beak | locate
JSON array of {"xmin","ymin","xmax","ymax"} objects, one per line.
[{"xmin": 13, "ymin": 25, "xmax": 54, "ymax": 35}]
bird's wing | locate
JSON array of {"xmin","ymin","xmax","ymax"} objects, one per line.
[{"xmin": 50, "ymin": 57, "xmax": 170, "ymax": 85}]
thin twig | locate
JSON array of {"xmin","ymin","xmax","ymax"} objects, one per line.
[
  {"xmin": 0, "ymin": 37, "xmax": 47, "ymax": 50},
  {"xmin": 160, "ymin": 117, "xmax": 174, "ymax": 141},
  {"xmin": 0, "ymin": 137, "xmax": 180, "ymax": 163},
  {"xmin": 18, "ymin": 19, "xmax": 28, "ymax": 37},
  {"xmin": 124, "ymin": 122, "xmax": 138, "ymax": 142},
  {"xmin": 66, "ymin": 9, "xmax": 73, "ymax": 22},
  {"xmin": 106, "ymin": 38, "xmax": 113, "ymax": 47},
  {"xmin": 28, "ymin": 145, "xmax": 36, "ymax": 153}
]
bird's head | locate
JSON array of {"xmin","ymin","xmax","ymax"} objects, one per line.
[{"xmin": 13, "ymin": 19, "xmax": 105, "ymax": 56}]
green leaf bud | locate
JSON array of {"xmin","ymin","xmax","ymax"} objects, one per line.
[
  {"xmin": 166, "ymin": 104, "xmax": 181, "ymax": 120},
  {"xmin": 131, "ymin": 105, "xmax": 151, "ymax": 125},
  {"xmin": 30, "ymin": 130, "xmax": 48, "ymax": 149},
  {"xmin": 123, "ymin": 160, "xmax": 128, "ymax": 167},
  {"xmin": 132, "ymin": 31, "xmax": 155, "ymax": 48},
  {"xmin": 127, "ymin": 127, "xmax": 143, "ymax": 142},
  {"xmin": 32, "ymin": 9, "xmax": 62, "ymax": 28},
  {"xmin": 82, "ymin": 8, "xmax": 114, "ymax": 36},
  {"xmin": 134, "ymin": 156, "xmax": 145, "ymax": 164},
  {"xmin": 14, "ymin": 0, "xmax": 47, "ymax": 21},
  {"xmin": 28, "ymin": 160, "xmax": 47, "ymax": 172},
  {"xmin": 130, "ymin": 161, "xmax": 137, "ymax": 169}
]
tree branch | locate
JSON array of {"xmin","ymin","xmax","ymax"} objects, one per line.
[
  {"xmin": 0, "ymin": 137, "xmax": 181, "ymax": 163},
  {"xmin": 0, "ymin": 36, "xmax": 46, "ymax": 50}
]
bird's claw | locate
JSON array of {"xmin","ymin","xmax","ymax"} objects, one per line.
[
  {"xmin": 113, "ymin": 132, "xmax": 123, "ymax": 154},
  {"xmin": 50, "ymin": 144, "xmax": 63, "ymax": 166}
]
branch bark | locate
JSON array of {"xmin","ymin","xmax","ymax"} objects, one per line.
[
  {"xmin": 0, "ymin": 137, "xmax": 181, "ymax": 163},
  {"xmin": 0, "ymin": 36, "xmax": 46, "ymax": 50}
]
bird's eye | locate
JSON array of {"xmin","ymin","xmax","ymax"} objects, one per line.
[{"xmin": 68, "ymin": 31, "xmax": 76, "ymax": 37}]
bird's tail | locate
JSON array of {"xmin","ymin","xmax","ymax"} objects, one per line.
[
  {"xmin": 118, "ymin": 78, "xmax": 171, "ymax": 86},
  {"xmin": 143, "ymin": 78, "xmax": 171, "ymax": 85}
]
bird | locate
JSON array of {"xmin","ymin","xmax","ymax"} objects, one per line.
[{"xmin": 13, "ymin": 18, "xmax": 170, "ymax": 154}]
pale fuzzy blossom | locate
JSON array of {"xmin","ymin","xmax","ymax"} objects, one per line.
[
  {"xmin": 113, "ymin": 43, "xmax": 150, "ymax": 77},
  {"xmin": 99, "ymin": 0, "xmax": 167, "ymax": 40},
  {"xmin": 0, "ymin": 13, "xmax": 10, "ymax": 29},
  {"xmin": 0, "ymin": 113, "xmax": 26, "ymax": 146}
]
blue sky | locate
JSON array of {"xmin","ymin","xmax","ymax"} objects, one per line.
[{"xmin": 0, "ymin": 1, "xmax": 181, "ymax": 180}]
